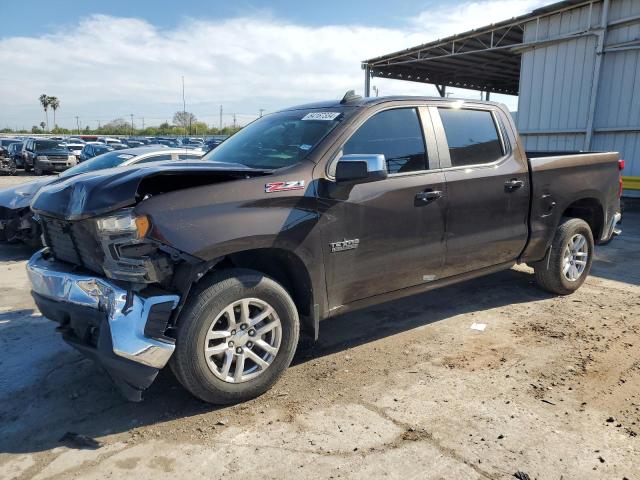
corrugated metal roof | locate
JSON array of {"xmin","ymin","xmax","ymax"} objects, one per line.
[{"xmin": 363, "ymin": 0, "xmax": 593, "ymax": 95}]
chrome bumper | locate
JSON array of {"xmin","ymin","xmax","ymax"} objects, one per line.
[
  {"xmin": 27, "ymin": 249, "xmax": 179, "ymax": 369},
  {"xmin": 602, "ymin": 212, "xmax": 622, "ymax": 242}
]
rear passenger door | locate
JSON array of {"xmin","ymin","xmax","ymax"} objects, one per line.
[
  {"xmin": 432, "ymin": 105, "xmax": 530, "ymax": 276},
  {"xmin": 319, "ymin": 106, "xmax": 447, "ymax": 307}
]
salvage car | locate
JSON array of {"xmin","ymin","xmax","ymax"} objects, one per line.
[
  {"xmin": 21, "ymin": 139, "xmax": 77, "ymax": 175},
  {"xmin": 7, "ymin": 142, "xmax": 23, "ymax": 167},
  {"xmin": 0, "ymin": 139, "xmax": 20, "ymax": 175},
  {"xmin": 0, "ymin": 147, "xmax": 204, "ymax": 246},
  {"xmin": 26, "ymin": 95, "xmax": 622, "ymax": 403}
]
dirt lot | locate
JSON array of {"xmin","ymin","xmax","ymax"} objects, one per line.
[{"xmin": 0, "ymin": 173, "xmax": 638, "ymax": 480}]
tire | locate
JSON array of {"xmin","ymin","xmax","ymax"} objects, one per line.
[
  {"xmin": 8, "ymin": 159, "xmax": 17, "ymax": 176},
  {"xmin": 34, "ymin": 166, "xmax": 43, "ymax": 176},
  {"xmin": 533, "ymin": 218, "xmax": 594, "ymax": 295},
  {"xmin": 171, "ymin": 268, "xmax": 300, "ymax": 404}
]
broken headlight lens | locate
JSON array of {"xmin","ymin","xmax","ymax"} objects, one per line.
[{"xmin": 95, "ymin": 209, "xmax": 150, "ymax": 238}]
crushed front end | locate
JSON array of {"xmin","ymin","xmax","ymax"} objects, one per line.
[{"xmin": 27, "ymin": 210, "xmax": 182, "ymax": 401}]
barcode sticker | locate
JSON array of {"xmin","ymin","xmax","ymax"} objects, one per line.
[{"xmin": 301, "ymin": 112, "xmax": 341, "ymax": 121}]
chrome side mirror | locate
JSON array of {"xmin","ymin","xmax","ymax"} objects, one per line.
[{"xmin": 335, "ymin": 154, "xmax": 387, "ymax": 183}]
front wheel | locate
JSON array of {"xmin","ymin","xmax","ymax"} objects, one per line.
[
  {"xmin": 171, "ymin": 269, "xmax": 300, "ymax": 404},
  {"xmin": 533, "ymin": 218, "xmax": 594, "ymax": 295}
]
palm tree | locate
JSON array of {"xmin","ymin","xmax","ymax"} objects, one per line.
[
  {"xmin": 39, "ymin": 94, "xmax": 50, "ymax": 132},
  {"xmin": 48, "ymin": 96, "xmax": 60, "ymax": 130},
  {"xmin": 39, "ymin": 121, "xmax": 45, "ymax": 131}
]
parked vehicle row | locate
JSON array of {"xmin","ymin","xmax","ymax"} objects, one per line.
[
  {"xmin": 0, "ymin": 134, "xmax": 225, "ymax": 177},
  {"xmin": 0, "ymin": 146, "xmax": 205, "ymax": 246}
]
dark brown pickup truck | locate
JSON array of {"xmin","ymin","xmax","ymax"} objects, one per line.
[{"xmin": 27, "ymin": 94, "xmax": 622, "ymax": 403}]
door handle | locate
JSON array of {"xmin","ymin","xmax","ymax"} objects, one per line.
[
  {"xmin": 504, "ymin": 179, "xmax": 524, "ymax": 192},
  {"xmin": 415, "ymin": 190, "xmax": 443, "ymax": 204}
]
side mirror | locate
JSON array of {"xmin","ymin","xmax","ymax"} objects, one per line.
[{"xmin": 335, "ymin": 154, "xmax": 388, "ymax": 184}]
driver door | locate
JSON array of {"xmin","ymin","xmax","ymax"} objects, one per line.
[{"xmin": 318, "ymin": 106, "xmax": 446, "ymax": 308}]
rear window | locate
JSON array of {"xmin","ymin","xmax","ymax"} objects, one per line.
[{"xmin": 438, "ymin": 108, "xmax": 504, "ymax": 167}]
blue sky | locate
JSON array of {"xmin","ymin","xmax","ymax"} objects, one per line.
[
  {"xmin": 0, "ymin": 1, "xmax": 548, "ymax": 129},
  {"xmin": 1, "ymin": 0, "xmax": 448, "ymax": 38}
]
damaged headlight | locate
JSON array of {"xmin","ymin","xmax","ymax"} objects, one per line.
[{"xmin": 95, "ymin": 209, "xmax": 150, "ymax": 239}]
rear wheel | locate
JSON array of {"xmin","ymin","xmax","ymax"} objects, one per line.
[
  {"xmin": 533, "ymin": 218, "xmax": 594, "ymax": 295},
  {"xmin": 171, "ymin": 269, "xmax": 300, "ymax": 404}
]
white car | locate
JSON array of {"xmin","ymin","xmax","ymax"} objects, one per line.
[
  {"xmin": 63, "ymin": 142, "xmax": 85, "ymax": 156},
  {"xmin": 97, "ymin": 137, "xmax": 124, "ymax": 147}
]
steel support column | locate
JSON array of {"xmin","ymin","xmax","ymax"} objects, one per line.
[
  {"xmin": 363, "ymin": 65, "xmax": 371, "ymax": 97},
  {"xmin": 584, "ymin": 0, "xmax": 610, "ymax": 151}
]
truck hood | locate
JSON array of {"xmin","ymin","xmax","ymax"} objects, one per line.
[
  {"xmin": 31, "ymin": 161, "xmax": 271, "ymax": 221},
  {"xmin": 0, "ymin": 178, "xmax": 55, "ymax": 210}
]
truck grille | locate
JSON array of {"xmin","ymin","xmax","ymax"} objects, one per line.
[{"xmin": 41, "ymin": 217, "xmax": 105, "ymax": 274}]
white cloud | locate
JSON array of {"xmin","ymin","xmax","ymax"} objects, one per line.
[{"xmin": 0, "ymin": 0, "xmax": 548, "ymax": 129}]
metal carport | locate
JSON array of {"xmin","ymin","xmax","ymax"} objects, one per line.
[{"xmin": 362, "ymin": 0, "xmax": 640, "ymax": 194}]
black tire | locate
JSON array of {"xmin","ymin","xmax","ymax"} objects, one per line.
[
  {"xmin": 170, "ymin": 268, "xmax": 300, "ymax": 404},
  {"xmin": 8, "ymin": 159, "xmax": 17, "ymax": 176},
  {"xmin": 34, "ymin": 166, "xmax": 43, "ymax": 176},
  {"xmin": 533, "ymin": 218, "xmax": 594, "ymax": 295}
]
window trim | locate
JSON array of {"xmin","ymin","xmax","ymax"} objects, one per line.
[
  {"xmin": 433, "ymin": 105, "xmax": 511, "ymax": 171},
  {"xmin": 325, "ymin": 104, "xmax": 438, "ymax": 180}
]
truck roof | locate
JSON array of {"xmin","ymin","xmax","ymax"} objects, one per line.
[{"xmin": 282, "ymin": 95, "xmax": 504, "ymax": 112}]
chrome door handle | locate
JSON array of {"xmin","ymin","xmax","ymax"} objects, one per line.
[
  {"xmin": 415, "ymin": 190, "xmax": 443, "ymax": 203},
  {"xmin": 504, "ymin": 179, "xmax": 524, "ymax": 192}
]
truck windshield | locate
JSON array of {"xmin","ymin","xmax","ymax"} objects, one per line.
[
  {"xmin": 203, "ymin": 108, "xmax": 349, "ymax": 169},
  {"xmin": 35, "ymin": 140, "xmax": 68, "ymax": 151}
]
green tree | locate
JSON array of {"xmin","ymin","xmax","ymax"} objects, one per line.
[
  {"xmin": 48, "ymin": 96, "xmax": 60, "ymax": 129},
  {"xmin": 172, "ymin": 111, "xmax": 197, "ymax": 133},
  {"xmin": 39, "ymin": 94, "xmax": 50, "ymax": 131}
]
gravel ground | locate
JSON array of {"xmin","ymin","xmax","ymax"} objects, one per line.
[{"xmin": 0, "ymin": 173, "xmax": 638, "ymax": 480}]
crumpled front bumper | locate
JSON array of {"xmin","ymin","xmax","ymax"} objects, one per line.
[{"xmin": 27, "ymin": 249, "xmax": 180, "ymax": 401}]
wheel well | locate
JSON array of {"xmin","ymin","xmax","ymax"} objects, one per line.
[
  {"xmin": 212, "ymin": 248, "xmax": 314, "ymax": 320},
  {"xmin": 562, "ymin": 198, "xmax": 604, "ymax": 240}
]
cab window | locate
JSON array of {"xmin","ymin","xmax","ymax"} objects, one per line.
[
  {"xmin": 342, "ymin": 108, "xmax": 428, "ymax": 175},
  {"xmin": 438, "ymin": 108, "xmax": 504, "ymax": 167}
]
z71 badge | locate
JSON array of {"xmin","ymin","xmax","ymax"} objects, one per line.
[
  {"xmin": 330, "ymin": 238, "xmax": 360, "ymax": 253},
  {"xmin": 265, "ymin": 180, "xmax": 305, "ymax": 193}
]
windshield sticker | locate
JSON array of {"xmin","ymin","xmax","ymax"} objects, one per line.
[
  {"xmin": 301, "ymin": 112, "xmax": 341, "ymax": 121},
  {"xmin": 265, "ymin": 180, "xmax": 305, "ymax": 193},
  {"xmin": 299, "ymin": 144, "xmax": 312, "ymax": 151}
]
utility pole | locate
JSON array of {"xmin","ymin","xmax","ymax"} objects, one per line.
[
  {"xmin": 142, "ymin": 117, "xmax": 145, "ymax": 130},
  {"xmin": 97, "ymin": 120, "xmax": 101, "ymax": 129},
  {"xmin": 219, "ymin": 105, "xmax": 223, "ymax": 130},
  {"xmin": 233, "ymin": 113, "xmax": 236, "ymax": 129},
  {"xmin": 182, "ymin": 76, "xmax": 186, "ymax": 115},
  {"xmin": 259, "ymin": 109, "xmax": 265, "ymax": 118},
  {"xmin": 130, "ymin": 114, "xmax": 134, "ymax": 135},
  {"xmin": 75, "ymin": 116, "xmax": 80, "ymax": 134}
]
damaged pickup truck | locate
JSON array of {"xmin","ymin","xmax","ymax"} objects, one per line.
[{"xmin": 27, "ymin": 94, "xmax": 623, "ymax": 403}]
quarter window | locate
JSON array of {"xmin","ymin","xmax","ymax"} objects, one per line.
[
  {"xmin": 343, "ymin": 108, "xmax": 428, "ymax": 175},
  {"xmin": 438, "ymin": 108, "xmax": 504, "ymax": 167}
]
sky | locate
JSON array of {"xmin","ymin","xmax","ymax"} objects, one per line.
[{"xmin": 0, "ymin": 0, "xmax": 551, "ymax": 130}]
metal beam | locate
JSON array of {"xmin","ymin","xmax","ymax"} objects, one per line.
[{"xmin": 584, "ymin": 0, "xmax": 610, "ymax": 151}]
